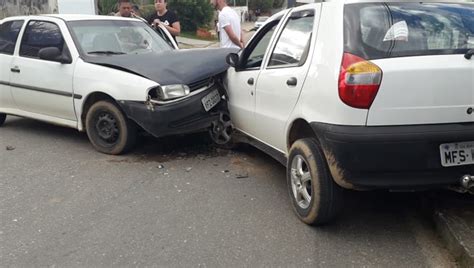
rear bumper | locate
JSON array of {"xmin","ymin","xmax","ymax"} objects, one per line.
[
  {"xmin": 119, "ymin": 86, "xmax": 225, "ymax": 138},
  {"xmin": 310, "ymin": 122, "xmax": 474, "ymax": 189}
]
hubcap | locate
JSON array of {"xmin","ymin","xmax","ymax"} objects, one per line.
[
  {"xmin": 95, "ymin": 112, "xmax": 119, "ymax": 144},
  {"xmin": 210, "ymin": 112, "xmax": 233, "ymax": 145},
  {"xmin": 290, "ymin": 155, "xmax": 312, "ymax": 209}
]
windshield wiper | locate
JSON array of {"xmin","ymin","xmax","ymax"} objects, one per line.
[
  {"xmin": 465, "ymin": 49, "xmax": 474, "ymax": 60},
  {"xmin": 87, "ymin": 51, "xmax": 125, "ymax": 55}
]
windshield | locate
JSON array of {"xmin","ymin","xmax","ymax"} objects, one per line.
[
  {"xmin": 344, "ymin": 3, "xmax": 474, "ymax": 59},
  {"xmin": 67, "ymin": 20, "xmax": 173, "ymax": 56}
]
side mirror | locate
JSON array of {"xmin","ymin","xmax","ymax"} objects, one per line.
[
  {"xmin": 38, "ymin": 47, "xmax": 72, "ymax": 64},
  {"xmin": 226, "ymin": 53, "xmax": 240, "ymax": 69}
]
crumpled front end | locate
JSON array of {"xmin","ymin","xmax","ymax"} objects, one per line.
[{"xmin": 118, "ymin": 77, "xmax": 228, "ymax": 138}]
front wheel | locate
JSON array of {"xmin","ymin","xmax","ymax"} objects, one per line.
[
  {"xmin": 0, "ymin": 113, "xmax": 6, "ymax": 127},
  {"xmin": 209, "ymin": 111, "xmax": 238, "ymax": 150},
  {"xmin": 85, "ymin": 101, "xmax": 136, "ymax": 155},
  {"xmin": 287, "ymin": 138, "xmax": 343, "ymax": 225}
]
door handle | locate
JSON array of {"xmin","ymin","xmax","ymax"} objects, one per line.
[
  {"xmin": 286, "ymin": 77, "xmax": 297, "ymax": 86},
  {"xmin": 247, "ymin": 77, "xmax": 254, "ymax": 85},
  {"xmin": 10, "ymin": 67, "xmax": 20, "ymax": 73}
]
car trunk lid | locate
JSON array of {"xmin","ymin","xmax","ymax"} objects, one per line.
[{"xmin": 367, "ymin": 55, "xmax": 473, "ymax": 125}]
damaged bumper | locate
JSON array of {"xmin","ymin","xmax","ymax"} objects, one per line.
[
  {"xmin": 311, "ymin": 122, "xmax": 474, "ymax": 190},
  {"xmin": 118, "ymin": 85, "xmax": 226, "ymax": 138}
]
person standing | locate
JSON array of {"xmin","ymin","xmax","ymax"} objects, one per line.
[
  {"xmin": 211, "ymin": 0, "xmax": 243, "ymax": 49},
  {"xmin": 115, "ymin": 0, "xmax": 148, "ymax": 24},
  {"xmin": 146, "ymin": 0, "xmax": 181, "ymax": 42},
  {"xmin": 115, "ymin": 0, "xmax": 134, "ymax": 17}
]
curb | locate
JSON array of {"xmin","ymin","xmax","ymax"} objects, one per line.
[
  {"xmin": 177, "ymin": 41, "xmax": 219, "ymax": 49},
  {"xmin": 431, "ymin": 198, "xmax": 474, "ymax": 267}
]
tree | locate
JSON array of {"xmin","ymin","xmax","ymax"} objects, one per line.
[
  {"xmin": 98, "ymin": 0, "xmax": 118, "ymax": 15},
  {"xmin": 249, "ymin": 0, "xmax": 273, "ymax": 13},
  {"xmin": 168, "ymin": 0, "xmax": 214, "ymax": 31}
]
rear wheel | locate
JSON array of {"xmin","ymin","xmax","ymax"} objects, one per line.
[
  {"xmin": 85, "ymin": 101, "xmax": 136, "ymax": 155},
  {"xmin": 0, "ymin": 113, "xmax": 6, "ymax": 127},
  {"xmin": 287, "ymin": 138, "xmax": 343, "ymax": 225}
]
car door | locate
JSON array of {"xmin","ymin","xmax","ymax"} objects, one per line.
[
  {"xmin": 10, "ymin": 19, "xmax": 77, "ymax": 121},
  {"xmin": 253, "ymin": 7, "xmax": 318, "ymax": 151},
  {"xmin": 226, "ymin": 13, "xmax": 287, "ymax": 136},
  {"xmin": 156, "ymin": 24, "xmax": 178, "ymax": 49},
  {"xmin": 0, "ymin": 20, "xmax": 24, "ymax": 112}
]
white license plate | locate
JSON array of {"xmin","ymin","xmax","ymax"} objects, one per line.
[
  {"xmin": 440, "ymin": 141, "xmax": 474, "ymax": 167},
  {"xmin": 201, "ymin": 89, "xmax": 220, "ymax": 112}
]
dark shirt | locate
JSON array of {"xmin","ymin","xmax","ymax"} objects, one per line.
[{"xmin": 147, "ymin": 10, "xmax": 179, "ymax": 42}]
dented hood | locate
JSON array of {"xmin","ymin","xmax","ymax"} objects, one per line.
[{"xmin": 83, "ymin": 48, "xmax": 239, "ymax": 85}]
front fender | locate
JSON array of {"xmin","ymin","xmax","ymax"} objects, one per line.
[{"xmin": 73, "ymin": 60, "xmax": 157, "ymax": 131}]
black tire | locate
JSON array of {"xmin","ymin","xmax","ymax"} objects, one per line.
[
  {"xmin": 209, "ymin": 111, "xmax": 238, "ymax": 150},
  {"xmin": 287, "ymin": 138, "xmax": 343, "ymax": 225},
  {"xmin": 85, "ymin": 100, "xmax": 136, "ymax": 155},
  {"xmin": 0, "ymin": 113, "xmax": 6, "ymax": 127}
]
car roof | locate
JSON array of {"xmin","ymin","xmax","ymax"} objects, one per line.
[
  {"xmin": 1, "ymin": 14, "xmax": 141, "ymax": 23},
  {"xmin": 342, "ymin": 0, "xmax": 472, "ymax": 3},
  {"xmin": 298, "ymin": 0, "xmax": 472, "ymax": 3}
]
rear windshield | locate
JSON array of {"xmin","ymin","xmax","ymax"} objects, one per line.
[{"xmin": 344, "ymin": 3, "xmax": 474, "ymax": 59}]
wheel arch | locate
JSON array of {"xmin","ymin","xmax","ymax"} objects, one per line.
[
  {"xmin": 287, "ymin": 118, "xmax": 357, "ymax": 190},
  {"xmin": 287, "ymin": 118, "xmax": 319, "ymax": 151},
  {"xmin": 80, "ymin": 92, "xmax": 117, "ymax": 131}
]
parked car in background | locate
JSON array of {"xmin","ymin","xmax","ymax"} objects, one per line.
[
  {"xmin": 223, "ymin": 0, "xmax": 474, "ymax": 225},
  {"xmin": 254, "ymin": 16, "xmax": 269, "ymax": 29},
  {"xmin": 0, "ymin": 15, "xmax": 236, "ymax": 154}
]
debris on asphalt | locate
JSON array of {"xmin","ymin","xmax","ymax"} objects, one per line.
[
  {"xmin": 185, "ymin": 167, "xmax": 192, "ymax": 172},
  {"xmin": 157, "ymin": 164, "xmax": 164, "ymax": 169},
  {"xmin": 6, "ymin": 145, "xmax": 15, "ymax": 151},
  {"xmin": 235, "ymin": 172, "xmax": 249, "ymax": 179},
  {"xmin": 222, "ymin": 170, "xmax": 229, "ymax": 173}
]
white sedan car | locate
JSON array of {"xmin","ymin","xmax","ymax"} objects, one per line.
[{"xmin": 0, "ymin": 15, "xmax": 236, "ymax": 154}]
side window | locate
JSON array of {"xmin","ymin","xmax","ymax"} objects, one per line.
[
  {"xmin": 0, "ymin": 20, "xmax": 24, "ymax": 55},
  {"xmin": 19, "ymin": 21, "xmax": 65, "ymax": 59},
  {"xmin": 155, "ymin": 26, "xmax": 175, "ymax": 48},
  {"xmin": 242, "ymin": 20, "xmax": 280, "ymax": 69},
  {"xmin": 268, "ymin": 10, "xmax": 314, "ymax": 67}
]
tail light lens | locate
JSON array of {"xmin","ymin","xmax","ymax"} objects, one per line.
[{"xmin": 338, "ymin": 53, "xmax": 382, "ymax": 109}]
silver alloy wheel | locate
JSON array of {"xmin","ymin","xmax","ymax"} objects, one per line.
[{"xmin": 290, "ymin": 155, "xmax": 312, "ymax": 209}]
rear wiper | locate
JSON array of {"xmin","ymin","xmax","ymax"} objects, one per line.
[
  {"xmin": 88, "ymin": 51, "xmax": 125, "ymax": 55},
  {"xmin": 465, "ymin": 49, "xmax": 474, "ymax": 60}
]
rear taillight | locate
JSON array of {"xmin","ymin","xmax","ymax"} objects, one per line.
[{"xmin": 338, "ymin": 53, "xmax": 382, "ymax": 109}]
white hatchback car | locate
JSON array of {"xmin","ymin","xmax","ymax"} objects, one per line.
[
  {"xmin": 0, "ymin": 15, "xmax": 235, "ymax": 154},
  {"xmin": 254, "ymin": 16, "xmax": 269, "ymax": 29},
  {"xmin": 224, "ymin": 0, "xmax": 474, "ymax": 225}
]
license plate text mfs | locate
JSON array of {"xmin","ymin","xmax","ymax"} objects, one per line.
[{"xmin": 440, "ymin": 141, "xmax": 474, "ymax": 167}]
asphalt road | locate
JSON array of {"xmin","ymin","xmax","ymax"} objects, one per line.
[{"xmin": 0, "ymin": 116, "xmax": 457, "ymax": 267}]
